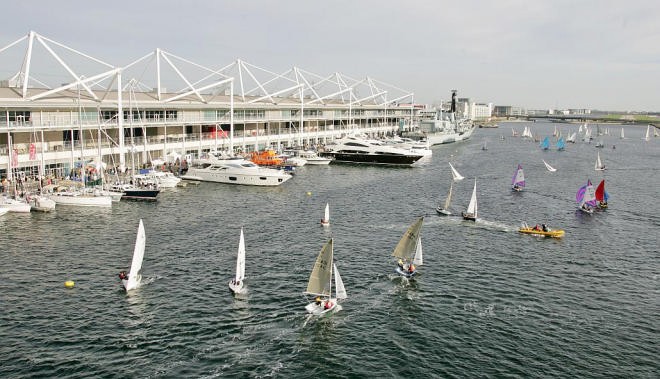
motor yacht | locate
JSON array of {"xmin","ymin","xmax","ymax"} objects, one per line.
[
  {"xmin": 181, "ymin": 151, "xmax": 292, "ymax": 186},
  {"xmin": 319, "ymin": 137, "xmax": 425, "ymax": 166}
]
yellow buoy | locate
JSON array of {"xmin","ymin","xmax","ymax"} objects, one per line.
[
  {"xmin": 64, "ymin": 280, "xmax": 75, "ymax": 288},
  {"xmin": 306, "ymin": 191, "xmax": 312, "ymax": 196}
]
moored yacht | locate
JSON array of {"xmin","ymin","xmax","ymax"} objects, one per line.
[
  {"xmin": 283, "ymin": 149, "xmax": 332, "ymax": 165},
  {"xmin": 181, "ymin": 151, "xmax": 292, "ymax": 186},
  {"xmin": 319, "ymin": 136, "xmax": 425, "ymax": 166}
]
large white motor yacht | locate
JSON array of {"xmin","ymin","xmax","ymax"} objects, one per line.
[
  {"xmin": 181, "ymin": 151, "xmax": 292, "ymax": 186},
  {"xmin": 319, "ymin": 137, "xmax": 425, "ymax": 166}
]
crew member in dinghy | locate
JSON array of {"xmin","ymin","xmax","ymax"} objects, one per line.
[{"xmin": 118, "ymin": 271, "xmax": 128, "ymax": 280}]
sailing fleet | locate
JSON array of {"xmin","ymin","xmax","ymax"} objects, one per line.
[{"xmin": 17, "ymin": 121, "xmax": 647, "ymax": 316}]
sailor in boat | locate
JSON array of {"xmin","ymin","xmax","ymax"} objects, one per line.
[
  {"xmin": 118, "ymin": 271, "xmax": 128, "ymax": 281},
  {"xmin": 541, "ymin": 224, "xmax": 549, "ymax": 232},
  {"xmin": 397, "ymin": 259, "xmax": 404, "ymax": 270},
  {"xmin": 324, "ymin": 300, "xmax": 334, "ymax": 310},
  {"xmin": 408, "ymin": 263, "xmax": 416, "ymax": 275}
]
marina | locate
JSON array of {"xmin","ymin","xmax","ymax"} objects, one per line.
[{"xmin": 1, "ymin": 121, "xmax": 657, "ymax": 377}]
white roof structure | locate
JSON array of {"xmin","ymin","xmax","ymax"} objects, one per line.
[{"xmin": 0, "ymin": 30, "xmax": 414, "ymax": 108}]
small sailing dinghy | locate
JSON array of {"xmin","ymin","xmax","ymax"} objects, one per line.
[
  {"xmin": 512, "ymin": 164, "xmax": 525, "ymax": 192},
  {"xmin": 449, "ymin": 162, "xmax": 464, "ymax": 182},
  {"xmin": 540, "ymin": 136, "xmax": 550, "ymax": 150},
  {"xmin": 393, "ymin": 217, "xmax": 424, "ymax": 278},
  {"xmin": 595, "ymin": 179, "xmax": 609, "ymax": 210},
  {"xmin": 556, "ymin": 137, "xmax": 566, "ymax": 151},
  {"xmin": 576, "ymin": 179, "xmax": 597, "ymax": 214},
  {"xmin": 481, "ymin": 139, "xmax": 488, "ymax": 151},
  {"xmin": 595, "ymin": 151, "xmax": 606, "ymax": 171},
  {"xmin": 543, "ymin": 160, "xmax": 557, "ymax": 172},
  {"xmin": 320, "ymin": 203, "xmax": 330, "ymax": 226},
  {"xmin": 118, "ymin": 219, "xmax": 146, "ymax": 291},
  {"xmin": 644, "ymin": 125, "xmax": 651, "ymax": 141},
  {"xmin": 228, "ymin": 228, "xmax": 246, "ymax": 294},
  {"xmin": 436, "ymin": 181, "xmax": 453, "ymax": 215},
  {"xmin": 304, "ymin": 239, "xmax": 346, "ymax": 316},
  {"xmin": 462, "ymin": 179, "xmax": 478, "ymax": 221},
  {"xmin": 620, "ymin": 128, "xmax": 625, "ymax": 139}
]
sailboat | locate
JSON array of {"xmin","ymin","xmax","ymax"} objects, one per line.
[
  {"xmin": 576, "ymin": 180, "xmax": 597, "ymax": 214},
  {"xmin": 556, "ymin": 137, "xmax": 566, "ymax": 151},
  {"xmin": 436, "ymin": 181, "xmax": 453, "ymax": 215},
  {"xmin": 595, "ymin": 179, "xmax": 609, "ymax": 209},
  {"xmin": 228, "ymin": 228, "xmax": 246, "ymax": 294},
  {"xmin": 566, "ymin": 131, "xmax": 577, "ymax": 143},
  {"xmin": 481, "ymin": 139, "xmax": 488, "ymax": 151},
  {"xmin": 511, "ymin": 164, "xmax": 525, "ymax": 191},
  {"xmin": 543, "ymin": 160, "xmax": 557, "ymax": 172},
  {"xmin": 119, "ymin": 219, "xmax": 146, "ymax": 291},
  {"xmin": 392, "ymin": 216, "xmax": 424, "ymax": 278},
  {"xmin": 304, "ymin": 239, "xmax": 347, "ymax": 315},
  {"xmin": 595, "ymin": 151, "xmax": 606, "ymax": 171},
  {"xmin": 644, "ymin": 125, "xmax": 651, "ymax": 141},
  {"xmin": 540, "ymin": 136, "xmax": 550, "ymax": 150},
  {"xmin": 462, "ymin": 179, "xmax": 478, "ymax": 221},
  {"xmin": 620, "ymin": 128, "xmax": 625, "ymax": 139},
  {"xmin": 320, "ymin": 203, "xmax": 330, "ymax": 226},
  {"xmin": 449, "ymin": 162, "xmax": 464, "ymax": 181}
]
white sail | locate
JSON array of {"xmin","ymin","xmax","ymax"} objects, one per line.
[
  {"xmin": 125, "ymin": 219, "xmax": 145, "ymax": 291},
  {"xmin": 644, "ymin": 125, "xmax": 650, "ymax": 141},
  {"xmin": 235, "ymin": 228, "xmax": 246, "ymax": 282},
  {"xmin": 466, "ymin": 179, "xmax": 478, "ymax": 218},
  {"xmin": 305, "ymin": 239, "xmax": 333, "ymax": 297},
  {"xmin": 620, "ymin": 128, "xmax": 624, "ymax": 139},
  {"xmin": 333, "ymin": 264, "xmax": 347, "ymax": 300},
  {"xmin": 322, "ymin": 203, "xmax": 330, "ymax": 225},
  {"xmin": 412, "ymin": 238, "xmax": 423, "ymax": 266},
  {"xmin": 443, "ymin": 182, "xmax": 453, "ymax": 210},
  {"xmin": 543, "ymin": 160, "xmax": 557, "ymax": 172},
  {"xmin": 655, "ymin": 127, "xmax": 659, "ymax": 137},
  {"xmin": 595, "ymin": 152, "xmax": 605, "ymax": 171},
  {"xmin": 392, "ymin": 217, "xmax": 424, "ymax": 261},
  {"xmin": 449, "ymin": 162, "xmax": 464, "ymax": 181}
]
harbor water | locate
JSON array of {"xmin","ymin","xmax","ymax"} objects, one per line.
[{"xmin": 1, "ymin": 122, "xmax": 658, "ymax": 378}]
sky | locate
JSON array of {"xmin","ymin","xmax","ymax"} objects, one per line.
[{"xmin": 1, "ymin": 0, "xmax": 659, "ymax": 111}]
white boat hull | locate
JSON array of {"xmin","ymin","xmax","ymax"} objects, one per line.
[
  {"xmin": 1, "ymin": 197, "xmax": 32, "ymax": 213},
  {"xmin": 305, "ymin": 299, "xmax": 339, "ymax": 315},
  {"xmin": 182, "ymin": 167, "xmax": 292, "ymax": 186},
  {"xmin": 228, "ymin": 281, "xmax": 244, "ymax": 294},
  {"xmin": 49, "ymin": 193, "xmax": 112, "ymax": 207},
  {"xmin": 28, "ymin": 195, "xmax": 56, "ymax": 212}
]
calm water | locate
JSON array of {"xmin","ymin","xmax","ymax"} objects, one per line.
[{"xmin": 1, "ymin": 122, "xmax": 658, "ymax": 378}]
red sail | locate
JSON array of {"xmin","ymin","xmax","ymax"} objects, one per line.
[{"xmin": 595, "ymin": 179, "xmax": 605, "ymax": 202}]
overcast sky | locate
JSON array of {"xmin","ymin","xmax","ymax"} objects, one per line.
[{"xmin": 1, "ymin": 0, "xmax": 659, "ymax": 111}]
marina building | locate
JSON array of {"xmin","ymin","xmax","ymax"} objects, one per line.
[{"xmin": 0, "ymin": 31, "xmax": 416, "ymax": 179}]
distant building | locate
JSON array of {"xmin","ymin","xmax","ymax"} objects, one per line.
[
  {"xmin": 493, "ymin": 105, "xmax": 525, "ymax": 117},
  {"xmin": 568, "ymin": 109, "xmax": 591, "ymax": 115},
  {"xmin": 470, "ymin": 102, "xmax": 493, "ymax": 121}
]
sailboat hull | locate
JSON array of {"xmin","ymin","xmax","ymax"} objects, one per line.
[
  {"xmin": 394, "ymin": 266, "xmax": 419, "ymax": 278},
  {"xmin": 462, "ymin": 212, "xmax": 477, "ymax": 221},
  {"xmin": 228, "ymin": 281, "xmax": 244, "ymax": 294},
  {"xmin": 436, "ymin": 207, "xmax": 451, "ymax": 216},
  {"xmin": 305, "ymin": 299, "xmax": 339, "ymax": 315}
]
